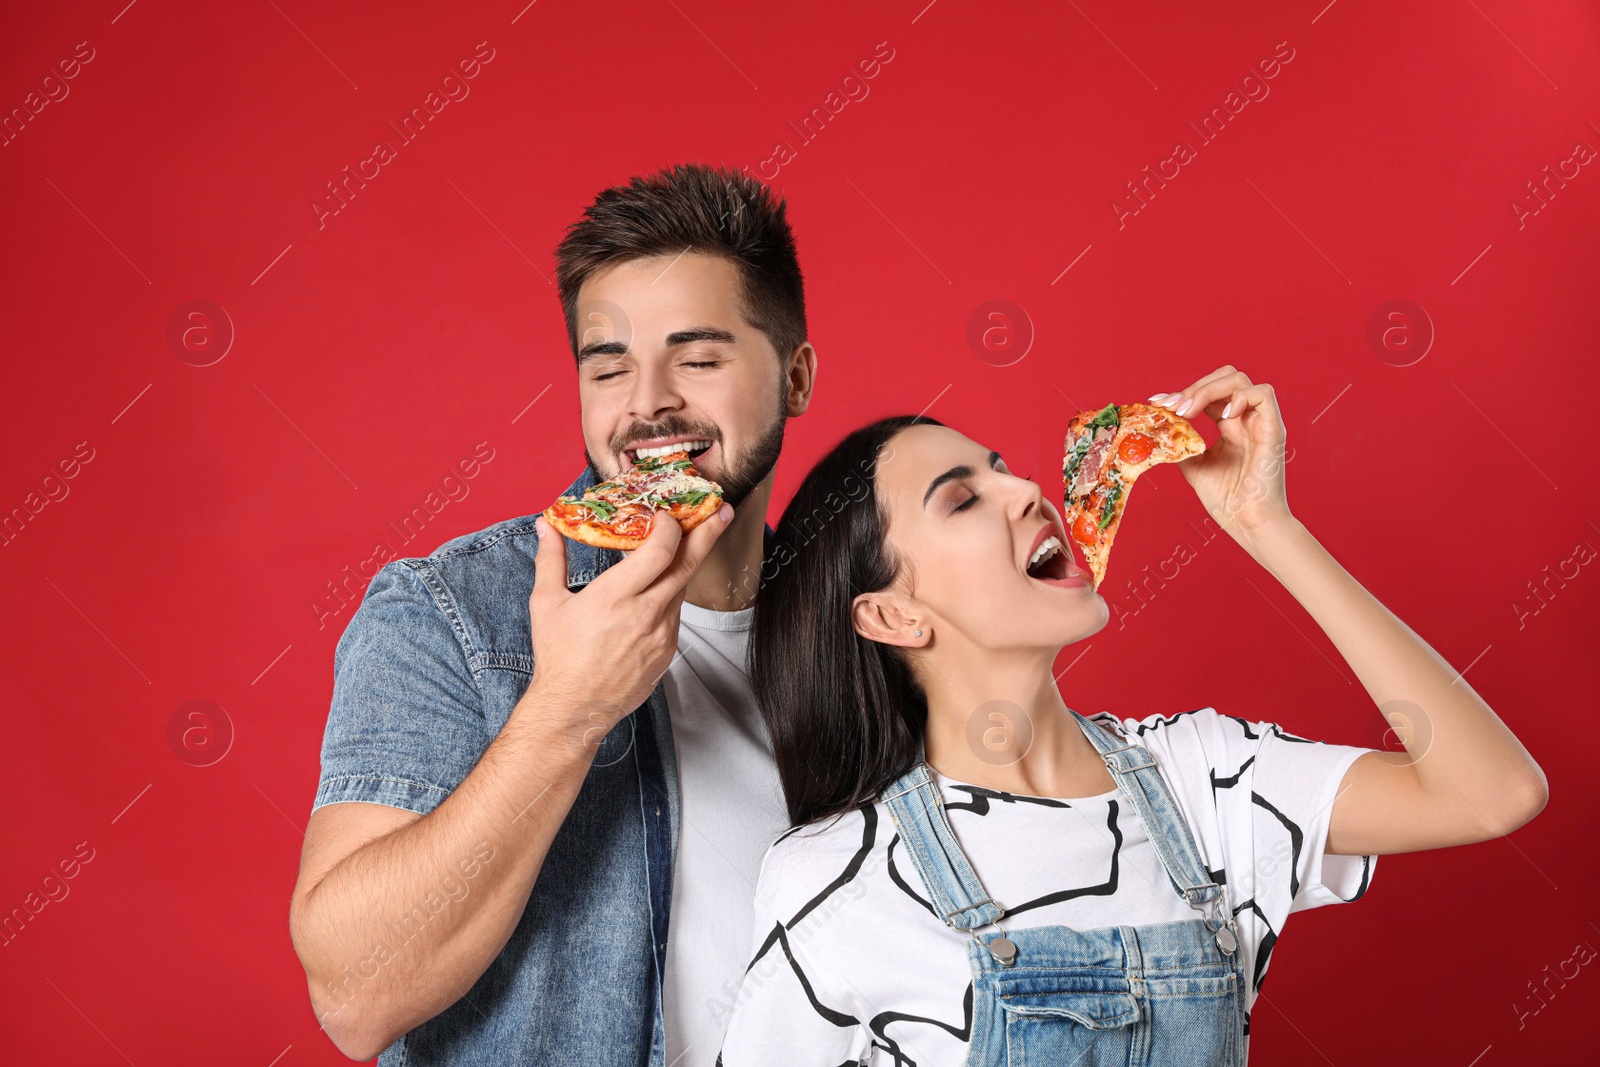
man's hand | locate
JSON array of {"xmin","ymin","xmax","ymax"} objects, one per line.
[
  {"xmin": 290, "ymin": 500, "xmax": 734, "ymax": 1059},
  {"xmin": 526, "ymin": 502, "xmax": 735, "ymax": 748}
]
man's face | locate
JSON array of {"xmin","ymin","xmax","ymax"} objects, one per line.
[{"xmin": 575, "ymin": 252, "xmax": 790, "ymax": 509}]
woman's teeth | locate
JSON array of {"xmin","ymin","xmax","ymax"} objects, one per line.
[
  {"xmin": 634, "ymin": 439, "xmax": 713, "ymax": 460},
  {"xmin": 1027, "ymin": 536, "xmax": 1063, "ymax": 575}
]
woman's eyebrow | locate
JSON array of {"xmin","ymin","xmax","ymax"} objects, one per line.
[{"xmin": 923, "ymin": 450, "xmax": 1002, "ymax": 507}]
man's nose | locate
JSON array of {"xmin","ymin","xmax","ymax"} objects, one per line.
[{"xmin": 626, "ymin": 360, "xmax": 683, "ymax": 421}]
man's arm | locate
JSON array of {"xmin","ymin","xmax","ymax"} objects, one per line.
[
  {"xmin": 290, "ymin": 679, "xmax": 598, "ymax": 1060},
  {"xmin": 290, "ymin": 505, "xmax": 733, "ymax": 1060}
]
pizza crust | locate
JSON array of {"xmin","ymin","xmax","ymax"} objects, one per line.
[{"xmin": 541, "ymin": 506, "xmax": 645, "ymax": 551}]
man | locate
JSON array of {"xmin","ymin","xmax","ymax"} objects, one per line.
[{"xmin": 289, "ymin": 163, "xmax": 818, "ymax": 1066}]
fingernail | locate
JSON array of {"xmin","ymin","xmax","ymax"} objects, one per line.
[
  {"xmin": 719, "ymin": 503, "xmax": 733, "ymax": 522},
  {"xmin": 1175, "ymin": 397, "xmax": 1194, "ymax": 415},
  {"xmin": 1221, "ymin": 401, "xmax": 1233, "ymax": 418},
  {"xmin": 1148, "ymin": 392, "xmax": 1172, "ymax": 403}
]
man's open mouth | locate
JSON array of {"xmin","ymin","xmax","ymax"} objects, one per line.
[{"xmin": 623, "ymin": 438, "xmax": 716, "ymax": 465}]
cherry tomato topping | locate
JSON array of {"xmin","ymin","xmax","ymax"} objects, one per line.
[
  {"xmin": 1118, "ymin": 433, "xmax": 1155, "ymax": 465},
  {"xmin": 1072, "ymin": 509, "xmax": 1100, "ymax": 546}
]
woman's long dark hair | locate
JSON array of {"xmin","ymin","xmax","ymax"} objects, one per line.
[{"xmin": 750, "ymin": 414, "xmax": 943, "ymax": 827}]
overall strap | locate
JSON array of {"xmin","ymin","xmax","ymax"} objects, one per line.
[
  {"xmin": 1071, "ymin": 711, "xmax": 1222, "ymax": 912},
  {"xmin": 879, "ymin": 763, "xmax": 1006, "ymax": 931}
]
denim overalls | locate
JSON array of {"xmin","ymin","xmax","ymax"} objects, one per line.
[{"xmin": 879, "ymin": 710, "xmax": 1246, "ymax": 1066}]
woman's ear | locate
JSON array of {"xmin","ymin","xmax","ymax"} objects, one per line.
[{"xmin": 851, "ymin": 591, "xmax": 926, "ymax": 648}]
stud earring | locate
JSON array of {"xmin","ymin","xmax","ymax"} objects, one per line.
[{"xmin": 914, "ymin": 629, "xmax": 923, "ymax": 637}]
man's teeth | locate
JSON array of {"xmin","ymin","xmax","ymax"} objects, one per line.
[
  {"xmin": 634, "ymin": 439, "xmax": 713, "ymax": 459},
  {"xmin": 1028, "ymin": 535, "xmax": 1063, "ymax": 569}
]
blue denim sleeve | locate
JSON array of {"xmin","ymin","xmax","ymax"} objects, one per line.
[{"xmin": 312, "ymin": 558, "xmax": 487, "ymax": 816}]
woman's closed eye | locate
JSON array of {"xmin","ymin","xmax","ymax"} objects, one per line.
[{"xmin": 949, "ymin": 466, "xmax": 1031, "ymax": 513}]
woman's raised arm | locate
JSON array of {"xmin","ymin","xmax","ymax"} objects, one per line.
[{"xmin": 1150, "ymin": 367, "xmax": 1547, "ymax": 856}]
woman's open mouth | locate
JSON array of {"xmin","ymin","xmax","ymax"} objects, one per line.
[
  {"xmin": 1025, "ymin": 528, "xmax": 1093, "ymax": 588},
  {"xmin": 1025, "ymin": 534, "xmax": 1071, "ymax": 581}
]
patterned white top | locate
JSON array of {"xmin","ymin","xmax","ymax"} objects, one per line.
[{"xmin": 717, "ymin": 708, "xmax": 1378, "ymax": 1065}]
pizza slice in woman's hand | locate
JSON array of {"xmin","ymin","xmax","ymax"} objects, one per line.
[
  {"xmin": 543, "ymin": 450, "xmax": 724, "ymax": 551},
  {"xmin": 1062, "ymin": 402, "xmax": 1206, "ymax": 590}
]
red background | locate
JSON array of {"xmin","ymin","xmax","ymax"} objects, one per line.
[{"xmin": 3, "ymin": 0, "xmax": 1597, "ymax": 1063}]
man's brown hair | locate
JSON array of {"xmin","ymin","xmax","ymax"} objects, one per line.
[{"xmin": 554, "ymin": 163, "xmax": 807, "ymax": 362}]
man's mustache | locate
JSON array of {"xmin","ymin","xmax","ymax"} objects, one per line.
[{"xmin": 613, "ymin": 422, "xmax": 721, "ymax": 454}]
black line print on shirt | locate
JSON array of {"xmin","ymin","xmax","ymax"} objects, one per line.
[
  {"xmin": 786, "ymin": 805, "xmax": 880, "ymax": 930},
  {"xmin": 1126, "ymin": 709, "xmax": 1207, "ymax": 735},
  {"xmin": 885, "ymin": 800, "xmax": 1125, "ymax": 920},
  {"xmin": 745, "ymin": 919, "xmax": 858, "ymax": 1025},
  {"xmin": 1346, "ymin": 853, "xmax": 1374, "ymax": 901},
  {"xmin": 886, "ymin": 830, "xmax": 938, "ymax": 918},
  {"xmin": 944, "ymin": 783, "xmax": 1073, "ymax": 813},
  {"xmin": 1210, "ymin": 754, "xmax": 1257, "ymax": 792},
  {"xmin": 1251, "ymin": 791, "xmax": 1304, "ymax": 899},
  {"xmin": 867, "ymin": 981, "xmax": 974, "ymax": 1063},
  {"xmin": 726, "ymin": 709, "xmax": 1367, "ymax": 1065},
  {"xmin": 1218, "ymin": 712, "xmax": 1318, "ymax": 744}
]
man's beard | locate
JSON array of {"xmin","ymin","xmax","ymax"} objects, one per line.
[{"xmin": 584, "ymin": 392, "xmax": 787, "ymax": 511}]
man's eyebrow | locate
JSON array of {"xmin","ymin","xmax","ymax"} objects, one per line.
[
  {"xmin": 577, "ymin": 326, "xmax": 738, "ymax": 365},
  {"xmin": 923, "ymin": 450, "xmax": 1002, "ymax": 508},
  {"xmin": 577, "ymin": 340, "xmax": 628, "ymax": 364},
  {"xmin": 665, "ymin": 326, "xmax": 738, "ymax": 347}
]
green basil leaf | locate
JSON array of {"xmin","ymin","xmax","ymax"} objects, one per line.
[
  {"xmin": 1087, "ymin": 403, "xmax": 1120, "ymax": 433},
  {"xmin": 1097, "ymin": 482, "xmax": 1123, "ymax": 529}
]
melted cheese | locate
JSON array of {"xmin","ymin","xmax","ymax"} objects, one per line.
[{"xmin": 594, "ymin": 466, "xmax": 718, "ymax": 509}]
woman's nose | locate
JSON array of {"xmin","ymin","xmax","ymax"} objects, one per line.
[{"xmin": 1010, "ymin": 478, "xmax": 1042, "ymax": 519}]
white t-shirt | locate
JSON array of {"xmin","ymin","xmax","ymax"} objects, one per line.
[
  {"xmin": 661, "ymin": 600, "xmax": 791, "ymax": 1067},
  {"xmin": 718, "ymin": 708, "xmax": 1378, "ymax": 1066}
]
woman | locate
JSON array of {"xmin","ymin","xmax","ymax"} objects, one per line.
[{"xmin": 717, "ymin": 366, "xmax": 1546, "ymax": 1066}]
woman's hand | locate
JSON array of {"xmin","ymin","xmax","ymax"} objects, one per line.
[{"xmin": 1149, "ymin": 366, "xmax": 1294, "ymax": 543}]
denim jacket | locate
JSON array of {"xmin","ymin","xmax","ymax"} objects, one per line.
[{"xmin": 313, "ymin": 464, "xmax": 770, "ymax": 1066}]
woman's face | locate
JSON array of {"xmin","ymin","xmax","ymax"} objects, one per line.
[{"xmin": 862, "ymin": 423, "xmax": 1109, "ymax": 656}]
